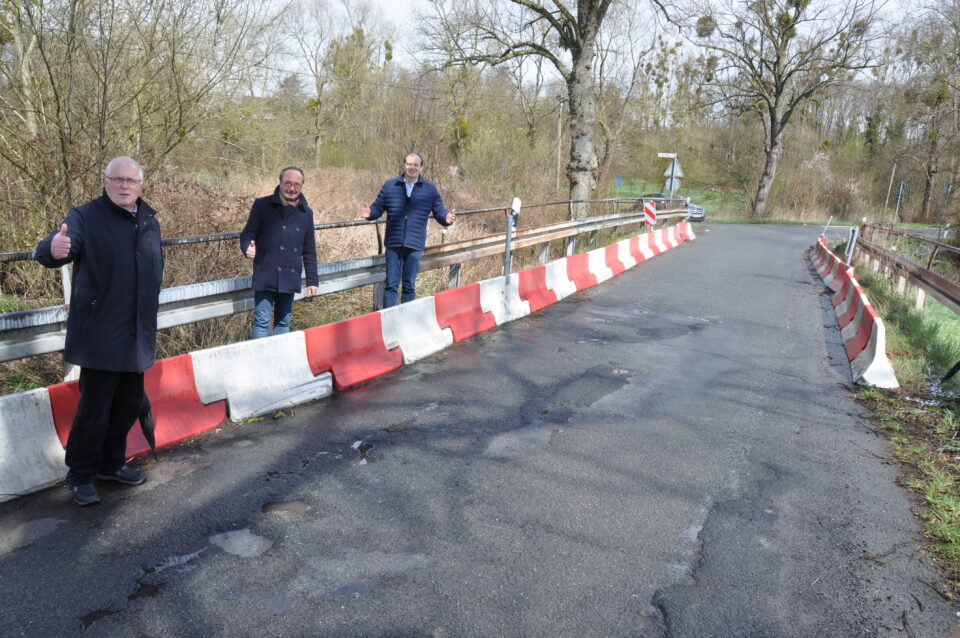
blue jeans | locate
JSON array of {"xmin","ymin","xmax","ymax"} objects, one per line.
[
  {"xmin": 251, "ymin": 290, "xmax": 294, "ymax": 339},
  {"xmin": 383, "ymin": 246, "xmax": 422, "ymax": 308}
]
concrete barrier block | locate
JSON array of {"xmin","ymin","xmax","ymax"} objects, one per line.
[
  {"xmin": 652, "ymin": 229, "xmax": 669, "ymax": 253},
  {"xmin": 617, "ymin": 239, "xmax": 637, "ymax": 270},
  {"xmin": 0, "ymin": 388, "xmax": 65, "ymax": 503},
  {"xmin": 435, "ymin": 284, "xmax": 498, "ymax": 342},
  {"xmin": 380, "ymin": 297, "xmax": 453, "ymax": 364},
  {"xmin": 191, "ymin": 332, "xmax": 332, "ymax": 421},
  {"xmin": 480, "ymin": 273, "xmax": 531, "ymax": 325},
  {"xmin": 588, "ymin": 247, "xmax": 616, "ymax": 282},
  {"xmin": 544, "ymin": 258, "xmax": 577, "ymax": 300},
  {"xmin": 851, "ymin": 319, "xmax": 899, "ymax": 388},
  {"xmin": 304, "ymin": 313, "xmax": 403, "ymax": 391}
]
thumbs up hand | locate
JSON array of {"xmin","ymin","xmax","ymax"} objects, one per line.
[
  {"xmin": 51, "ymin": 223, "xmax": 71, "ymax": 259},
  {"xmin": 245, "ymin": 239, "xmax": 256, "ymax": 259}
]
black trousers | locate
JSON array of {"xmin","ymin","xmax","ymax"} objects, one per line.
[{"xmin": 65, "ymin": 368, "xmax": 144, "ymax": 484}]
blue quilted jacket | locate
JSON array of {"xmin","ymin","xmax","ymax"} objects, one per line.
[{"xmin": 366, "ymin": 176, "xmax": 451, "ymax": 251}]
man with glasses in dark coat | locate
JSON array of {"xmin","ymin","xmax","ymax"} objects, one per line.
[
  {"xmin": 35, "ymin": 156, "xmax": 163, "ymax": 506},
  {"xmin": 358, "ymin": 153, "xmax": 455, "ymax": 307},
  {"xmin": 240, "ymin": 167, "xmax": 319, "ymax": 338}
]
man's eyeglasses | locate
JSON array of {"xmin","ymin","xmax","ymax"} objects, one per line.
[
  {"xmin": 105, "ymin": 176, "xmax": 142, "ymax": 186},
  {"xmin": 281, "ymin": 181, "xmax": 303, "ymax": 188}
]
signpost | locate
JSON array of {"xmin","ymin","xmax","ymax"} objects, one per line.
[{"xmin": 658, "ymin": 152, "xmax": 683, "ymax": 196}]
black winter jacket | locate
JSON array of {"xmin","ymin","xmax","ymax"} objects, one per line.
[
  {"xmin": 239, "ymin": 187, "xmax": 319, "ymax": 293},
  {"xmin": 35, "ymin": 193, "xmax": 163, "ymax": 373}
]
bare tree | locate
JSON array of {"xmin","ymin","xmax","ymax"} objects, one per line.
[
  {"xmin": 420, "ymin": 0, "xmax": 620, "ymax": 219},
  {"xmin": 688, "ymin": 0, "xmax": 879, "ymax": 217}
]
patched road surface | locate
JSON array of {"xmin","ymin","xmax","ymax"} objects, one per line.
[{"xmin": 2, "ymin": 224, "xmax": 957, "ymax": 637}]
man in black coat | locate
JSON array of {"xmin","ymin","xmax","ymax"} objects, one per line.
[
  {"xmin": 35, "ymin": 156, "xmax": 163, "ymax": 506},
  {"xmin": 240, "ymin": 167, "xmax": 319, "ymax": 338}
]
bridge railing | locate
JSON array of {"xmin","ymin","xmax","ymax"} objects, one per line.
[{"xmin": 0, "ymin": 197, "xmax": 689, "ymax": 363}]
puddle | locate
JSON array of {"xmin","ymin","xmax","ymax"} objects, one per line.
[
  {"xmin": 209, "ymin": 529, "xmax": 272, "ymax": 557},
  {"xmin": 352, "ymin": 441, "xmax": 375, "ymax": 465},
  {"xmin": 0, "ymin": 517, "xmax": 66, "ymax": 555},
  {"xmin": 262, "ymin": 500, "xmax": 309, "ymax": 518},
  {"xmin": 81, "ymin": 609, "xmax": 119, "ymax": 630}
]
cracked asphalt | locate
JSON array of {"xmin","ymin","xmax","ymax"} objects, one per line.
[{"xmin": 1, "ymin": 223, "xmax": 957, "ymax": 637}]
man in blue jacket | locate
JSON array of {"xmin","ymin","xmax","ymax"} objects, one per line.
[
  {"xmin": 240, "ymin": 167, "xmax": 319, "ymax": 338},
  {"xmin": 359, "ymin": 153, "xmax": 455, "ymax": 307},
  {"xmin": 35, "ymin": 156, "xmax": 162, "ymax": 506}
]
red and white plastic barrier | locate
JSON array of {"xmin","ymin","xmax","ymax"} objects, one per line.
[
  {"xmin": 0, "ymin": 222, "xmax": 698, "ymax": 503},
  {"xmin": 191, "ymin": 331, "xmax": 332, "ymax": 421},
  {"xmin": 812, "ymin": 237, "xmax": 898, "ymax": 388}
]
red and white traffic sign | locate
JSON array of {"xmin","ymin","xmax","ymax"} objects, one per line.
[{"xmin": 644, "ymin": 200, "xmax": 657, "ymax": 226}]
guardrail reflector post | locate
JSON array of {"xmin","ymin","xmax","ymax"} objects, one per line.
[{"xmin": 503, "ymin": 198, "xmax": 521, "ymax": 278}]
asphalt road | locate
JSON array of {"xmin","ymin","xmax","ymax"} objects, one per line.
[{"xmin": 2, "ymin": 223, "xmax": 957, "ymax": 637}]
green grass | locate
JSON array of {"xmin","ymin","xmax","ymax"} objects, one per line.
[{"xmin": 855, "ymin": 266, "xmax": 960, "ymax": 594}]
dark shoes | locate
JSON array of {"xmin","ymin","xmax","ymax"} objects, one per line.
[
  {"xmin": 70, "ymin": 482, "xmax": 100, "ymax": 507},
  {"xmin": 96, "ymin": 466, "xmax": 146, "ymax": 486}
]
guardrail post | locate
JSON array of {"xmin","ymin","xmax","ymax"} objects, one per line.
[
  {"xmin": 845, "ymin": 226, "xmax": 858, "ymax": 263},
  {"xmin": 566, "ymin": 237, "xmax": 575, "ymax": 256},
  {"xmin": 538, "ymin": 242, "xmax": 549, "ymax": 265},
  {"xmin": 503, "ymin": 198, "xmax": 521, "ymax": 277}
]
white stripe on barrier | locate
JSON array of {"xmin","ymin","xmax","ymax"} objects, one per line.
[
  {"xmin": 652, "ymin": 229, "xmax": 669, "ymax": 253},
  {"xmin": 822, "ymin": 258, "xmax": 842, "ymax": 290},
  {"xmin": 834, "ymin": 281, "xmax": 859, "ymax": 319},
  {"xmin": 850, "ymin": 318, "xmax": 899, "ymax": 389},
  {"xmin": 618, "ymin": 239, "xmax": 638, "ymax": 270},
  {"xmin": 587, "ymin": 247, "xmax": 615, "ymax": 283},
  {"xmin": 664, "ymin": 226, "xmax": 680, "ymax": 249},
  {"xmin": 636, "ymin": 235, "xmax": 656, "ymax": 260},
  {"xmin": 0, "ymin": 388, "xmax": 66, "ymax": 502},
  {"xmin": 840, "ymin": 295, "xmax": 868, "ymax": 343},
  {"xmin": 684, "ymin": 223, "xmax": 697, "ymax": 241},
  {"xmin": 544, "ymin": 257, "xmax": 578, "ymax": 300},
  {"xmin": 380, "ymin": 296, "xmax": 453, "ymax": 364},
  {"xmin": 191, "ymin": 332, "xmax": 332, "ymax": 422},
  {"xmin": 479, "ymin": 273, "xmax": 531, "ymax": 325}
]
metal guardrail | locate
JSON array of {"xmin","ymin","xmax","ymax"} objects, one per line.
[
  {"xmin": 0, "ymin": 198, "xmax": 689, "ymax": 362},
  {"xmin": 855, "ymin": 236, "xmax": 960, "ymax": 316}
]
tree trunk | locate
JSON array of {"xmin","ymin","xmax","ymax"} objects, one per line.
[
  {"xmin": 753, "ymin": 115, "xmax": 784, "ymax": 218},
  {"xmin": 565, "ymin": 36, "xmax": 599, "ymax": 219}
]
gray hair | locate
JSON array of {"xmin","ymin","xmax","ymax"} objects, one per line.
[
  {"xmin": 279, "ymin": 166, "xmax": 304, "ymax": 183},
  {"xmin": 104, "ymin": 156, "xmax": 144, "ymax": 181}
]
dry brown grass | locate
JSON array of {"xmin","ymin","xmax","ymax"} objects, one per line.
[{"xmin": 0, "ymin": 164, "xmax": 604, "ymax": 393}]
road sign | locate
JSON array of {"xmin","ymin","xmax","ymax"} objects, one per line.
[
  {"xmin": 644, "ymin": 201, "xmax": 656, "ymax": 226},
  {"xmin": 616, "ymin": 174, "xmax": 622, "ymax": 189},
  {"xmin": 657, "ymin": 152, "xmax": 677, "ymax": 158},
  {"xmin": 662, "ymin": 159, "xmax": 684, "ymax": 178}
]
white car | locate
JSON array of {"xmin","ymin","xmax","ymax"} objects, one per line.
[{"xmin": 686, "ymin": 202, "xmax": 705, "ymax": 222}]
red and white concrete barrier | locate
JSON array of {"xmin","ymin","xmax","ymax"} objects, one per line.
[
  {"xmin": 191, "ymin": 332, "xmax": 332, "ymax": 421},
  {"xmin": 1, "ymin": 222, "xmax": 699, "ymax": 502},
  {"xmin": 812, "ymin": 236, "xmax": 898, "ymax": 388}
]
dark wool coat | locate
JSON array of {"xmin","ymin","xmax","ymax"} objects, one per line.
[
  {"xmin": 240, "ymin": 187, "xmax": 319, "ymax": 293},
  {"xmin": 366, "ymin": 176, "xmax": 451, "ymax": 251},
  {"xmin": 35, "ymin": 193, "xmax": 163, "ymax": 373}
]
